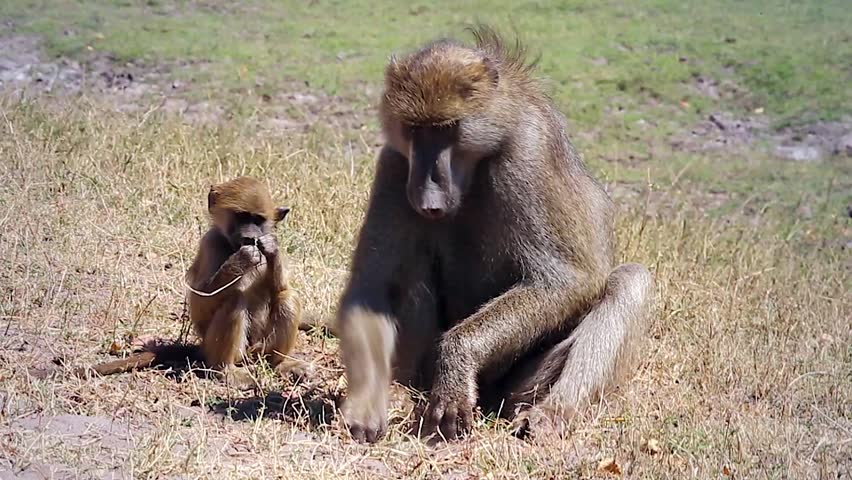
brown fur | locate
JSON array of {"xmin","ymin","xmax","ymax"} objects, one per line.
[
  {"xmin": 208, "ymin": 177, "xmax": 278, "ymax": 219},
  {"xmin": 76, "ymin": 177, "xmax": 304, "ymax": 386},
  {"xmin": 337, "ymin": 26, "xmax": 654, "ymax": 443},
  {"xmin": 382, "ymin": 26, "xmax": 541, "ymax": 127}
]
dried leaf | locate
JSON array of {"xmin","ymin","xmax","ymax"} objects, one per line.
[
  {"xmin": 597, "ymin": 457, "xmax": 622, "ymax": 476},
  {"xmin": 723, "ymin": 465, "xmax": 732, "ymax": 476},
  {"xmin": 108, "ymin": 341, "xmax": 124, "ymax": 355}
]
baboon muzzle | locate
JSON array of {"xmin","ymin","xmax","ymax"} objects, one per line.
[{"xmin": 408, "ymin": 145, "xmax": 453, "ymax": 220}]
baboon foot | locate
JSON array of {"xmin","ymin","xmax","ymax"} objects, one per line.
[
  {"xmin": 511, "ymin": 404, "xmax": 573, "ymax": 441},
  {"xmin": 274, "ymin": 358, "xmax": 311, "ymax": 381},
  {"xmin": 219, "ymin": 365, "xmax": 256, "ymax": 390}
]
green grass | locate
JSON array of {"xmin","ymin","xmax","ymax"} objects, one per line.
[
  {"xmin": 3, "ymin": 0, "xmax": 850, "ymax": 126},
  {"xmin": 4, "ymin": 0, "xmax": 849, "ymax": 211}
]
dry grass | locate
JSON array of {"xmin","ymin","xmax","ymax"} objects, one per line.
[{"xmin": 0, "ymin": 97, "xmax": 849, "ymax": 479}]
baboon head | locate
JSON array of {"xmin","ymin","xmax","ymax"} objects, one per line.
[
  {"xmin": 380, "ymin": 39, "xmax": 509, "ymax": 220},
  {"xmin": 207, "ymin": 177, "xmax": 290, "ymax": 248}
]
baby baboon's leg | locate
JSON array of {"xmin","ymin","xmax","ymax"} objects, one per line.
[
  {"xmin": 511, "ymin": 263, "xmax": 654, "ymax": 432},
  {"xmin": 203, "ymin": 296, "xmax": 252, "ymax": 387},
  {"xmin": 266, "ymin": 291, "xmax": 303, "ymax": 376}
]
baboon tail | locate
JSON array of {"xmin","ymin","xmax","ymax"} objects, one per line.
[{"xmin": 73, "ymin": 343, "xmax": 201, "ymax": 378}]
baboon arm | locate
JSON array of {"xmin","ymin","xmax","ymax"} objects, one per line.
[
  {"xmin": 438, "ymin": 279, "xmax": 595, "ymax": 383},
  {"xmin": 186, "ymin": 232, "xmax": 241, "ymax": 292},
  {"xmin": 266, "ymin": 250, "xmax": 288, "ymax": 294},
  {"xmin": 423, "ymin": 281, "xmax": 593, "ymax": 439},
  {"xmin": 339, "ymin": 146, "xmax": 415, "ymax": 318},
  {"xmin": 200, "ymin": 256, "xmax": 248, "ymax": 291}
]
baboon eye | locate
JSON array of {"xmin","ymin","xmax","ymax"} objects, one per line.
[{"xmin": 235, "ymin": 212, "xmax": 265, "ymax": 225}]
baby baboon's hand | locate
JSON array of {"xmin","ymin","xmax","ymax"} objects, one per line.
[
  {"xmin": 219, "ymin": 365, "xmax": 256, "ymax": 390},
  {"xmin": 233, "ymin": 244, "xmax": 263, "ymax": 272},
  {"xmin": 257, "ymin": 234, "xmax": 279, "ymax": 259}
]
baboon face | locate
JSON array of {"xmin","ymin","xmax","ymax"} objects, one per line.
[
  {"xmin": 227, "ymin": 207, "xmax": 289, "ymax": 248},
  {"xmin": 228, "ymin": 211, "xmax": 269, "ymax": 246},
  {"xmin": 399, "ymin": 118, "xmax": 499, "ymax": 220},
  {"xmin": 209, "ymin": 199, "xmax": 289, "ymax": 248}
]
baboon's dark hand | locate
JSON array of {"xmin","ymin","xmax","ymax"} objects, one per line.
[
  {"xmin": 234, "ymin": 244, "xmax": 262, "ymax": 271},
  {"xmin": 256, "ymin": 234, "xmax": 279, "ymax": 258},
  {"xmin": 423, "ymin": 378, "xmax": 476, "ymax": 441}
]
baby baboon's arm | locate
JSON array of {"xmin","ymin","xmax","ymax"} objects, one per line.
[
  {"xmin": 257, "ymin": 233, "xmax": 286, "ymax": 292},
  {"xmin": 194, "ymin": 244, "xmax": 261, "ymax": 292}
]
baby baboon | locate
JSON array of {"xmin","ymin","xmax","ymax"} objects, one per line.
[
  {"xmin": 336, "ymin": 27, "xmax": 654, "ymax": 443},
  {"xmin": 77, "ymin": 177, "xmax": 303, "ymax": 387}
]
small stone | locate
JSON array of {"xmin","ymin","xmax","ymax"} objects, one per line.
[
  {"xmin": 775, "ymin": 145, "xmax": 824, "ymax": 162},
  {"xmin": 796, "ymin": 205, "xmax": 814, "ymax": 219},
  {"xmin": 640, "ymin": 437, "xmax": 663, "ymax": 455}
]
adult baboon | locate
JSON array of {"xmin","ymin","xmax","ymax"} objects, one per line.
[{"xmin": 336, "ymin": 27, "xmax": 654, "ymax": 443}]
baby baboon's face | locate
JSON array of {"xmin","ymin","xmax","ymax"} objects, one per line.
[{"xmin": 225, "ymin": 206, "xmax": 289, "ymax": 249}]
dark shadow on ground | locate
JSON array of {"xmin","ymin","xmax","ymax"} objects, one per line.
[{"xmin": 209, "ymin": 385, "xmax": 339, "ymax": 428}]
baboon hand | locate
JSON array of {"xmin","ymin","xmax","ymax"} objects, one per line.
[
  {"xmin": 234, "ymin": 244, "xmax": 263, "ymax": 272},
  {"xmin": 257, "ymin": 234, "xmax": 279, "ymax": 259},
  {"xmin": 342, "ymin": 396, "xmax": 388, "ymax": 444},
  {"xmin": 423, "ymin": 376, "xmax": 476, "ymax": 441}
]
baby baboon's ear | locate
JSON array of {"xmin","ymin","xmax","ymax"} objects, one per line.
[
  {"xmin": 274, "ymin": 206, "xmax": 291, "ymax": 223},
  {"xmin": 207, "ymin": 187, "xmax": 218, "ymax": 210}
]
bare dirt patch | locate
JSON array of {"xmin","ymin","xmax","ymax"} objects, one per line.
[
  {"xmin": 0, "ymin": 33, "xmax": 372, "ymax": 141},
  {"xmin": 671, "ymin": 110, "xmax": 852, "ymax": 162},
  {"xmin": 0, "ymin": 34, "xmax": 160, "ymax": 108},
  {"xmin": 670, "ymin": 74, "xmax": 852, "ymax": 162}
]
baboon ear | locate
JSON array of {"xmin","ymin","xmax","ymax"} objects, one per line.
[
  {"xmin": 274, "ymin": 206, "xmax": 291, "ymax": 223},
  {"xmin": 207, "ymin": 187, "xmax": 217, "ymax": 210}
]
